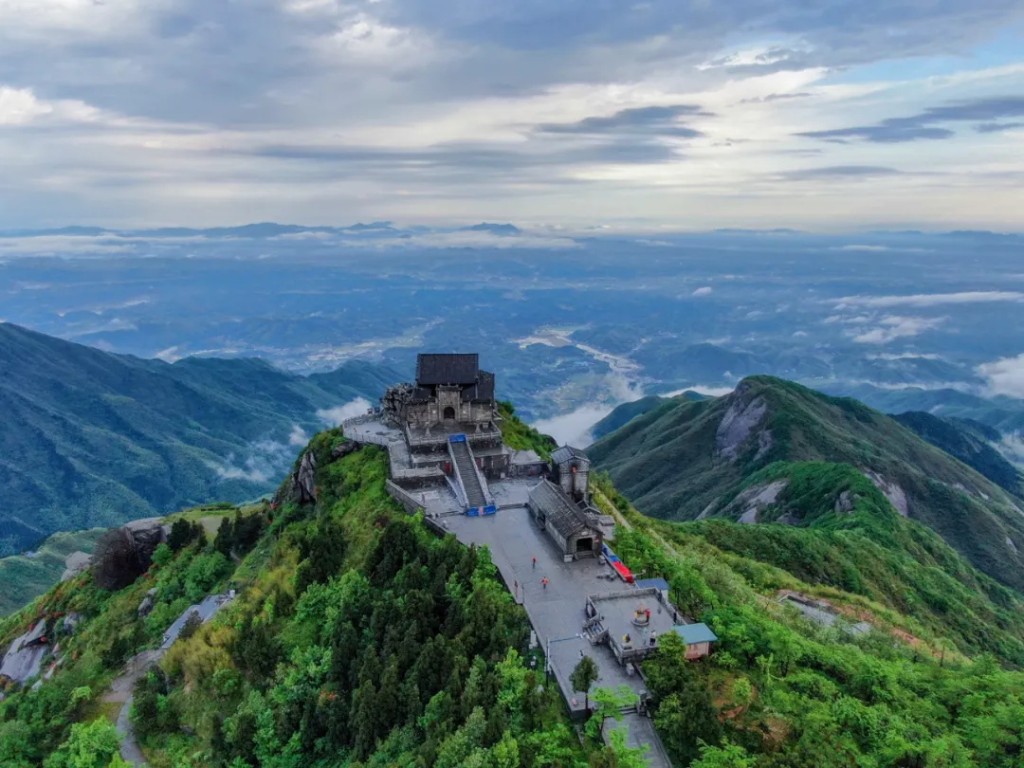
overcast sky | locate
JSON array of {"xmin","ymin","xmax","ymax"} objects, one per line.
[{"xmin": 1, "ymin": 0, "xmax": 1022, "ymax": 231}]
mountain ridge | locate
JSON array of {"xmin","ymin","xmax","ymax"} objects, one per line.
[
  {"xmin": 0, "ymin": 322, "xmax": 396, "ymax": 555},
  {"xmin": 590, "ymin": 374, "xmax": 1024, "ymax": 591}
]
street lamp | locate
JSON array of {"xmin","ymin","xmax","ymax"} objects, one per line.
[{"xmin": 545, "ymin": 633, "xmax": 583, "ymax": 681}]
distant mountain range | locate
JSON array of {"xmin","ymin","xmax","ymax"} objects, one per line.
[
  {"xmin": 0, "ymin": 323, "xmax": 396, "ymax": 555},
  {"xmin": 590, "ymin": 375, "xmax": 1024, "ymax": 591},
  {"xmin": 0, "ymin": 221, "xmax": 523, "ymax": 240}
]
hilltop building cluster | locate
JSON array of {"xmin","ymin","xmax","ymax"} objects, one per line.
[{"xmin": 342, "ymin": 352, "xmax": 717, "ymax": 744}]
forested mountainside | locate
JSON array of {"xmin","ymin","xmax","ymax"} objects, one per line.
[
  {"xmin": 589, "ymin": 376, "xmax": 1024, "ymax": 592},
  {"xmin": 589, "ymin": 392, "xmax": 706, "ymax": 442},
  {"xmin": 0, "ymin": 323, "xmax": 396, "ymax": 555},
  {"xmin": 892, "ymin": 411, "xmax": 1023, "ymax": 497},
  {"xmin": 4, "ymin": 407, "xmax": 1024, "ymax": 767}
]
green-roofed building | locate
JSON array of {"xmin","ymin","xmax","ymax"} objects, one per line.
[{"xmin": 669, "ymin": 622, "xmax": 718, "ymax": 660}]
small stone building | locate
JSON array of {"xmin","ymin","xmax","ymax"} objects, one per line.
[
  {"xmin": 670, "ymin": 623, "xmax": 718, "ymax": 660},
  {"xmin": 550, "ymin": 445, "xmax": 590, "ymax": 502},
  {"xmin": 527, "ymin": 479, "xmax": 603, "ymax": 560}
]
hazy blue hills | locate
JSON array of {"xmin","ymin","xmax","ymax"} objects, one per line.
[
  {"xmin": 0, "ymin": 323, "xmax": 395, "ymax": 555},
  {"xmin": 590, "ymin": 375, "xmax": 1024, "ymax": 591}
]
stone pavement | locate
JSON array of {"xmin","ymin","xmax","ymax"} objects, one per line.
[{"xmin": 446, "ymin": 506, "xmax": 672, "ymax": 768}]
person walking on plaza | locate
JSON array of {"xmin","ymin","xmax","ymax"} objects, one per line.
[
  {"xmin": 542, "ymin": 577, "xmax": 549, "ymax": 590},
  {"xmin": 532, "ymin": 555, "xmax": 537, "ymax": 569}
]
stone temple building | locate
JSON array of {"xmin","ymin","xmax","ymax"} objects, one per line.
[
  {"xmin": 357, "ymin": 354, "xmax": 610, "ymax": 530},
  {"xmin": 396, "ymin": 353, "xmax": 496, "ymax": 429},
  {"xmin": 527, "ymin": 445, "xmax": 611, "ymax": 560},
  {"xmin": 381, "ymin": 354, "xmax": 510, "ymax": 486}
]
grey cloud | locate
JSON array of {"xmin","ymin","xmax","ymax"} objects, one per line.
[
  {"xmin": 975, "ymin": 121, "xmax": 1024, "ymax": 133},
  {"xmin": 5, "ymin": 0, "xmax": 1022, "ymax": 129},
  {"xmin": 536, "ymin": 105, "xmax": 708, "ymax": 137},
  {"xmin": 800, "ymin": 96, "xmax": 1024, "ymax": 143},
  {"xmin": 240, "ymin": 138, "xmax": 679, "ymax": 183},
  {"xmin": 781, "ymin": 165, "xmax": 902, "ymax": 180},
  {"xmin": 740, "ymin": 92, "xmax": 812, "ymax": 104}
]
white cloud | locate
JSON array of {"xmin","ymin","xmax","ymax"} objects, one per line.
[
  {"xmin": 866, "ymin": 352, "xmax": 943, "ymax": 361},
  {"xmin": 289, "ymin": 424, "xmax": 310, "ymax": 446},
  {"xmin": 204, "ymin": 437, "xmax": 295, "ymax": 484},
  {"xmin": 837, "ymin": 291, "xmax": 1024, "ymax": 309},
  {"xmin": 977, "ymin": 353, "xmax": 1024, "ymax": 398},
  {"xmin": 317, "ymin": 397, "xmax": 373, "ymax": 425},
  {"xmin": 154, "ymin": 346, "xmax": 182, "ymax": 362},
  {"xmin": 533, "ymin": 404, "xmax": 613, "ymax": 448},
  {"xmin": 664, "ymin": 384, "xmax": 736, "ymax": 397},
  {"xmin": 833, "ymin": 244, "xmax": 890, "ymax": 252},
  {"xmin": 852, "ymin": 315, "xmax": 946, "ymax": 344},
  {"xmin": 1, "ymin": 1, "xmax": 1024, "ymax": 228},
  {"xmin": 692, "ymin": 286, "xmax": 713, "ymax": 297},
  {"xmin": 997, "ymin": 431, "xmax": 1024, "ymax": 468}
]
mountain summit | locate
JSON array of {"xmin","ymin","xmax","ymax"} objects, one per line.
[{"xmin": 590, "ymin": 375, "xmax": 1024, "ymax": 590}]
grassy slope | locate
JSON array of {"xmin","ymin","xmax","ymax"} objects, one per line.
[
  {"xmin": 0, "ymin": 322, "xmax": 396, "ymax": 553},
  {"xmin": 590, "ymin": 375, "xmax": 1024, "ymax": 591},
  {"xmin": 0, "ymin": 529, "xmax": 105, "ymax": 616}
]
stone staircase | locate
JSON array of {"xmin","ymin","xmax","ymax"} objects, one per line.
[{"xmin": 448, "ymin": 436, "xmax": 487, "ymax": 509}]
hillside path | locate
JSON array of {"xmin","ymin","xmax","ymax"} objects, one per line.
[
  {"xmin": 104, "ymin": 650, "xmax": 163, "ymax": 767},
  {"xmin": 102, "ymin": 594, "xmax": 233, "ymax": 766}
]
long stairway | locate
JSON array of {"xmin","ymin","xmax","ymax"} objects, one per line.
[{"xmin": 448, "ymin": 436, "xmax": 487, "ymax": 509}]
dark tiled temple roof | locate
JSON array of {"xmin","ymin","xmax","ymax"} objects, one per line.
[
  {"xmin": 416, "ymin": 353, "xmax": 480, "ymax": 386},
  {"xmin": 551, "ymin": 445, "xmax": 589, "ymax": 465},
  {"xmin": 464, "ymin": 369, "xmax": 495, "ymax": 401},
  {"xmin": 529, "ymin": 479, "xmax": 596, "ymax": 538}
]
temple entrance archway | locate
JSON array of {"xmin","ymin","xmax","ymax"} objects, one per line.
[{"xmin": 443, "ymin": 406, "xmax": 456, "ymax": 420}]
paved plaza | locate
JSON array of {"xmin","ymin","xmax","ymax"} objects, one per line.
[{"xmin": 446, "ymin": 505, "xmax": 672, "ymax": 768}]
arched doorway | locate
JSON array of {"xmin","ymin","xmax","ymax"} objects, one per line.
[{"xmin": 443, "ymin": 406, "xmax": 456, "ymax": 420}]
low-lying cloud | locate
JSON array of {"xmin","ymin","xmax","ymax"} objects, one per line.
[
  {"xmin": 205, "ymin": 437, "xmax": 295, "ymax": 484},
  {"xmin": 317, "ymin": 397, "xmax": 373, "ymax": 425},
  {"xmin": 837, "ymin": 291, "xmax": 1024, "ymax": 309},
  {"xmin": 977, "ymin": 353, "xmax": 1024, "ymax": 398},
  {"xmin": 289, "ymin": 424, "xmax": 310, "ymax": 446},
  {"xmin": 533, "ymin": 404, "xmax": 616, "ymax": 448},
  {"xmin": 852, "ymin": 315, "xmax": 945, "ymax": 344}
]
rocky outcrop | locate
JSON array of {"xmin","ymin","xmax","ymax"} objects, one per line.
[
  {"xmin": 91, "ymin": 517, "xmax": 169, "ymax": 591},
  {"xmin": 331, "ymin": 440, "xmax": 360, "ymax": 460},
  {"xmin": 61, "ymin": 551, "xmax": 92, "ymax": 582},
  {"xmin": 863, "ymin": 471, "xmax": 909, "ymax": 517},
  {"xmin": 137, "ymin": 588, "xmax": 158, "ymax": 618},
  {"xmin": 0, "ymin": 619, "xmax": 50, "ymax": 684},
  {"xmin": 294, "ymin": 450, "xmax": 318, "ymax": 504},
  {"xmin": 123, "ymin": 518, "xmax": 168, "ymax": 559},
  {"xmin": 834, "ymin": 490, "xmax": 855, "ymax": 515},
  {"xmin": 732, "ymin": 480, "xmax": 788, "ymax": 524},
  {"xmin": 716, "ymin": 386, "xmax": 770, "ymax": 462}
]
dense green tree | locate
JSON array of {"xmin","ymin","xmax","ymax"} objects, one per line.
[
  {"xmin": 571, "ymin": 655, "xmax": 600, "ymax": 710},
  {"xmin": 42, "ymin": 719, "xmax": 128, "ymax": 768}
]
